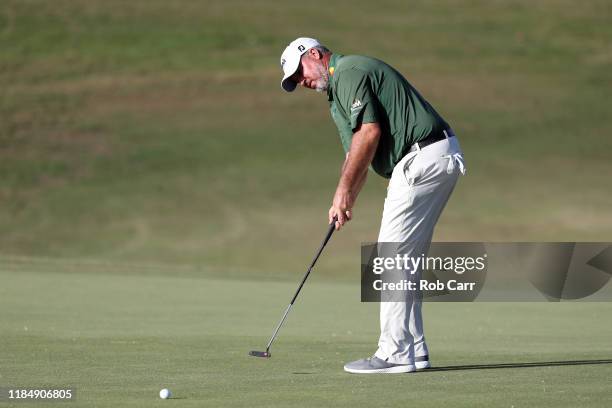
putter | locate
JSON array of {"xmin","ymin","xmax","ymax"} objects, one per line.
[{"xmin": 249, "ymin": 216, "xmax": 338, "ymax": 358}]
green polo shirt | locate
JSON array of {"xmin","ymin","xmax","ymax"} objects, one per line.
[{"xmin": 327, "ymin": 53, "xmax": 450, "ymax": 178}]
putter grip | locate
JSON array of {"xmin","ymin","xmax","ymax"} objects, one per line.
[{"xmin": 321, "ymin": 216, "xmax": 338, "ymax": 248}]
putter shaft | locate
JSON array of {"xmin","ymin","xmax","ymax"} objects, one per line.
[
  {"xmin": 259, "ymin": 218, "xmax": 337, "ymax": 356},
  {"xmin": 266, "ymin": 303, "xmax": 292, "ymax": 352}
]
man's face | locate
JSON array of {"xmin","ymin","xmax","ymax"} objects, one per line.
[{"xmin": 291, "ymin": 51, "xmax": 329, "ymax": 92}]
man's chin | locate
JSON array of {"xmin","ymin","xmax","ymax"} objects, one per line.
[{"xmin": 315, "ymin": 83, "xmax": 329, "ymax": 93}]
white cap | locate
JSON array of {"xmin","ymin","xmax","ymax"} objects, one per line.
[{"xmin": 280, "ymin": 37, "xmax": 321, "ymax": 92}]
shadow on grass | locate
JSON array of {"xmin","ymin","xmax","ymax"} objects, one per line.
[
  {"xmin": 425, "ymin": 359, "xmax": 612, "ymax": 372},
  {"xmin": 288, "ymin": 359, "xmax": 612, "ymax": 375}
]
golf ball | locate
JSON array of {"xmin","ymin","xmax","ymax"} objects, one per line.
[{"xmin": 159, "ymin": 388, "xmax": 172, "ymax": 399}]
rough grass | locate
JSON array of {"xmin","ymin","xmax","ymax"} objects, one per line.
[{"xmin": 1, "ymin": 0, "xmax": 611, "ymax": 275}]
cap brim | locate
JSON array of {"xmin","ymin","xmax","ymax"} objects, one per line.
[
  {"xmin": 280, "ymin": 57, "xmax": 300, "ymax": 92},
  {"xmin": 281, "ymin": 77, "xmax": 297, "ymax": 92}
]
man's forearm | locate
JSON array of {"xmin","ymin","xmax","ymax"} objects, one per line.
[
  {"xmin": 329, "ymin": 123, "xmax": 380, "ymax": 228},
  {"xmin": 356, "ymin": 166, "xmax": 368, "ymax": 192},
  {"xmin": 338, "ymin": 124, "xmax": 380, "ymax": 194},
  {"xmin": 351, "ymin": 164, "xmax": 368, "ymax": 196},
  {"xmin": 340, "ymin": 154, "xmax": 367, "ymax": 199}
]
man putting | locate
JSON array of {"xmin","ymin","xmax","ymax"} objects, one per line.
[{"xmin": 279, "ymin": 37, "xmax": 466, "ymax": 374}]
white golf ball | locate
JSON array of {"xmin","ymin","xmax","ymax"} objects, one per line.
[{"xmin": 159, "ymin": 388, "xmax": 172, "ymax": 399}]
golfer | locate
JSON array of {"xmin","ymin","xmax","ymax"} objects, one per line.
[{"xmin": 280, "ymin": 37, "xmax": 466, "ymax": 374}]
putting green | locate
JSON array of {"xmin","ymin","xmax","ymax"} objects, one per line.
[{"xmin": 2, "ymin": 258, "xmax": 611, "ymax": 407}]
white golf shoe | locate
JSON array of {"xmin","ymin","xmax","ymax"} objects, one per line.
[
  {"xmin": 415, "ymin": 355, "xmax": 431, "ymax": 370},
  {"xmin": 343, "ymin": 356, "xmax": 416, "ymax": 374}
]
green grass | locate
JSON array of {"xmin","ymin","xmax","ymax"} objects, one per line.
[
  {"xmin": 1, "ymin": 259, "xmax": 611, "ymax": 407},
  {"xmin": 1, "ymin": 0, "xmax": 612, "ymax": 276},
  {"xmin": 1, "ymin": 0, "xmax": 612, "ymax": 406}
]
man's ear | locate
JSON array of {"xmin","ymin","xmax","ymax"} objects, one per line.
[{"xmin": 308, "ymin": 47, "xmax": 322, "ymax": 60}]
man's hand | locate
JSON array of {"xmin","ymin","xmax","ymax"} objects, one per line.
[
  {"xmin": 328, "ymin": 188, "xmax": 355, "ymax": 230},
  {"xmin": 329, "ymin": 122, "xmax": 380, "ymax": 230}
]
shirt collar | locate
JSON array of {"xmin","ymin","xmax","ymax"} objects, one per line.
[{"xmin": 327, "ymin": 53, "xmax": 342, "ymax": 101}]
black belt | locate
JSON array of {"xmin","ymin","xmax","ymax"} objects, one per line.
[{"xmin": 410, "ymin": 129, "xmax": 455, "ymax": 152}]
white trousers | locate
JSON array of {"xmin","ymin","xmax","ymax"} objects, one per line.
[{"xmin": 374, "ymin": 134, "xmax": 465, "ymax": 364}]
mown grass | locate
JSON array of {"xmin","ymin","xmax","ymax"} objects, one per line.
[{"xmin": 1, "ymin": 262, "xmax": 612, "ymax": 407}]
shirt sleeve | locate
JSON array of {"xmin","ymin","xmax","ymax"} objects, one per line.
[{"xmin": 336, "ymin": 69, "xmax": 380, "ymax": 131}]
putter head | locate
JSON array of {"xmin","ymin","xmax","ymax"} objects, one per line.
[{"xmin": 249, "ymin": 350, "xmax": 271, "ymax": 358}]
